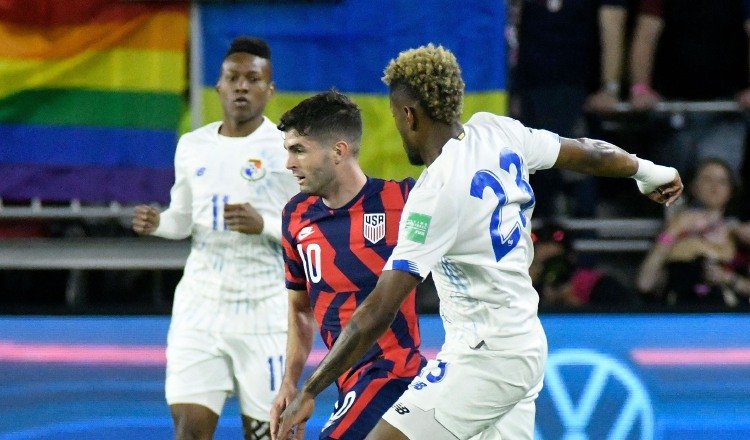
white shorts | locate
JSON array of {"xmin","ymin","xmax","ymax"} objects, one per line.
[
  {"xmin": 165, "ymin": 328, "xmax": 286, "ymax": 420},
  {"xmin": 382, "ymin": 335, "xmax": 546, "ymax": 440}
]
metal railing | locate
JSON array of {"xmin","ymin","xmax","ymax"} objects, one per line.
[
  {"xmin": 0, "ymin": 198, "xmax": 664, "ymax": 258},
  {"xmin": 611, "ymin": 100, "xmax": 743, "ymax": 113},
  {"xmin": 0, "ymin": 198, "xmax": 148, "ymax": 220},
  {"xmin": 0, "ymin": 238, "xmax": 189, "ymax": 270}
]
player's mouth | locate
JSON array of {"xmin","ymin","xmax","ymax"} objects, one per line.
[{"xmin": 233, "ymin": 97, "xmax": 249, "ymax": 106}]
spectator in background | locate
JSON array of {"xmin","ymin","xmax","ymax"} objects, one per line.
[
  {"xmin": 510, "ymin": 0, "xmax": 628, "ymax": 218},
  {"xmin": 629, "ymin": 0, "xmax": 750, "ymax": 180},
  {"xmin": 132, "ymin": 37, "xmax": 298, "ymax": 439},
  {"xmin": 637, "ymin": 158, "xmax": 743, "ymax": 307},
  {"xmin": 702, "ymin": 245, "xmax": 750, "ymax": 308},
  {"xmin": 530, "ymin": 223, "xmax": 635, "ymax": 309},
  {"xmin": 701, "ymin": 221, "xmax": 750, "ymax": 307}
]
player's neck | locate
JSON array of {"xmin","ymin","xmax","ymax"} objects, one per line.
[
  {"xmin": 321, "ymin": 166, "xmax": 367, "ymax": 209},
  {"xmin": 421, "ymin": 121, "xmax": 464, "ymax": 166},
  {"xmin": 219, "ymin": 115, "xmax": 264, "ymax": 137}
]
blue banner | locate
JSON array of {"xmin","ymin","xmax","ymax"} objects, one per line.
[{"xmin": 200, "ymin": 0, "xmax": 506, "ymax": 93}]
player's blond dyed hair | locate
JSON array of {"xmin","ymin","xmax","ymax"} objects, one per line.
[{"xmin": 382, "ymin": 44, "xmax": 465, "ymax": 124}]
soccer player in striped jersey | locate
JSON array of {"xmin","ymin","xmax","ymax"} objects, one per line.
[
  {"xmin": 270, "ymin": 90, "xmax": 425, "ymax": 439},
  {"xmin": 275, "ymin": 45, "xmax": 683, "ymax": 439},
  {"xmin": 132, "ymin": 37, "xmax": 298, "ymax": 440}
]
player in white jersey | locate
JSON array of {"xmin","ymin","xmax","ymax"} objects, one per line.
[
  {"xmin": 273, "ymin": 44, "xmax": 683, "ymax": 440},
  {"xmin": 133, "ymin": 37, "xmax": 298, "ymax": 440}
]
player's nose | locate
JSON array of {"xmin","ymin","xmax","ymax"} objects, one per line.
[
  {"xmin": 236, "ymin": 77, "xmax": 250, "ymax": 92},
  {"xmin": 285, "ymin": 153, "xmax": 297, "ymax": 170}
]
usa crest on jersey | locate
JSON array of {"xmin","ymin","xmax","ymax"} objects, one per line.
[
  {"xmin": 363, "ymin": 213, "xmax": 386, "ymax": 244},
  {"xmin": 241, "ymin": 158, "xmax": 266, "ymax": 181}
]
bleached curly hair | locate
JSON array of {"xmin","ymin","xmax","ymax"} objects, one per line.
[{"xmin": 382, "ymin": 44, "xmax": 464, "ymax": 124}]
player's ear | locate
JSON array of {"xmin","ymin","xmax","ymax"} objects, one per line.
[
  {"xmin": 405, "ymin": 106, "xmax": 418, "ymax": 131},
  {"xmin": 332, "ymin": 140, "xmax": 348, "ymax": 164},
  {"xmin": 266, "ymin": 81, "xmax": 276, "ymax": 98}
]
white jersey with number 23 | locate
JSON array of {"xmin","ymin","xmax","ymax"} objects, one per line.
[{"xmin": 385, "ymin": 112, "xmax": 561, "ymax": 350}]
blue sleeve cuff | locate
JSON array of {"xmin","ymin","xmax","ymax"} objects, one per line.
[{"xmin": 391, "ymin": 259, "xmax": 422, "ymax": 278}]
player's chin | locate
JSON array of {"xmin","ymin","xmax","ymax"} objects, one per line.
[
  {"xmin": 406, "ymin": 151, "xmax": 424, "ymax": 166},
  {"xmin": 298, "ymin": 181, "xmax": 316, "ymax": 194},
  {"xmin": 230, "ymin": 108, "xmax": 258, "ymax": 122}
]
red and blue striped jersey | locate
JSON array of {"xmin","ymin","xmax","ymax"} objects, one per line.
[{"xmin": 281, "ymin": 177, "xmax": 423, "ymax": 382}]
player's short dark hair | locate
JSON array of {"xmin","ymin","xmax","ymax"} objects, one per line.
[
  {"xmin": 225, "ymin": 36, "xmax": 271, "ymax": 60},
  {"xmin": 277, "ymin": 90, "xmax": 363, "ymax": 154}
]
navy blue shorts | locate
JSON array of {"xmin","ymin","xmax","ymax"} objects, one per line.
[{"xmin": 319, "ymin": 368, "xmax": 412, "ymax": 440}]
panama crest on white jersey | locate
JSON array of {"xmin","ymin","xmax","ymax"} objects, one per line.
[{"xmin": 385, "ymin": 112, "xmax": 561, "ymax": 348}]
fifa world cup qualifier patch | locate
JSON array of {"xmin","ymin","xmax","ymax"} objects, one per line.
[{"xmin": 404, "ymin": 212, "xmax": 431, "ymax": 244}]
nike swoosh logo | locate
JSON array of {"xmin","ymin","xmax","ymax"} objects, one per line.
[{"xmin": 297, "ymin": 226, "xmax": 314, "ymax": 240}]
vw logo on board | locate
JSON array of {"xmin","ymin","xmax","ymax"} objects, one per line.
[{"xmin": 535, "ymin": 349, "xmax": 654, "ymax": 440}]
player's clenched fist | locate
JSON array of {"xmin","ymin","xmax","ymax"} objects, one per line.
[
  {"xmin": 224, "ymin": 203, "xmax": 264, "ymax": 234},
  {"xmin": 132, "ymin": 205, "xmax": 160, "ymax": 235}
]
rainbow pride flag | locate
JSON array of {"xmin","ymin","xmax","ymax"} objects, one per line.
[{"xmin": 0, "ymin": 0, "xmax": 188, "ymax": 203}]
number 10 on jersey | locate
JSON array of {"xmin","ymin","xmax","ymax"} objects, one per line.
[{"xmin": 297, "ymin": 243, "xmax": 322, "ymax": 283}]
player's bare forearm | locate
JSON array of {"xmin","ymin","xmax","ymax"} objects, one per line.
[
  {"xmin": 301, "ymin": 319, "xmax": 373, "ymax": 397},
  {"xmin": 301, "ymin": 307, "xmax": 392, "ymax": 397},
  {"xmin": 301, "ymin": 270, "xmax": 419, "ymax": 397},
  {"xmin": 554, "ymin": 137, "xmax": 638, "ymax": 177},
  {"xmin": 283, "ymin": 291, "xmax": 316, "ymax": 386},
  {"xmin": 555, "ymin": 137, "xmax": 682, "ymax": 206}
]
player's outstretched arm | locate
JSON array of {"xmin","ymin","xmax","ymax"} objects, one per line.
[
  {"xmin": 554, "ymin": 137, "xmax": 683, "ymax": 206},
  {"xmin": 271, "ymin": 290, "xmax": 315, "ymax": 440},
  {"xmin": 273, "ymin": 270, "xmax": 420, "ymax": 439}
]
